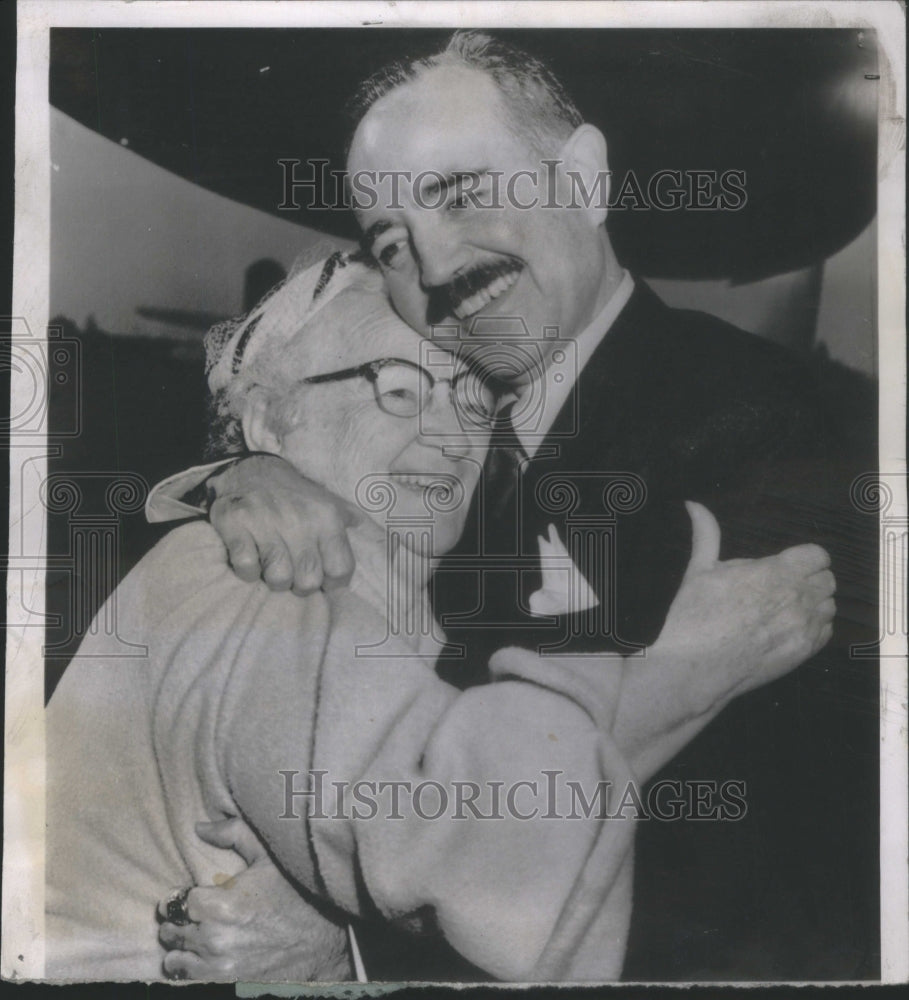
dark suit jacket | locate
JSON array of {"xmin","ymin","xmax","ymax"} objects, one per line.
[
  {"xmin": 423, "ymin": 281, "xmax": 879, "ymax": 981},
  {"xmin": 433, "ymin": 281, "xmax": 854, "ymax": 668}
]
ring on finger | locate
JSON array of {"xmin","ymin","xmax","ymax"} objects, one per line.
[{"xmin": 165, "ymin": 886, "xmax": 195, "ymax": 927}]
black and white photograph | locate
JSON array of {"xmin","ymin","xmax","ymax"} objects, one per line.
[{"xmin": 3, "ymin": 0, "xmax": 906, "ymax": 990}]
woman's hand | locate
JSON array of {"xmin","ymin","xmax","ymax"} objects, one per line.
[
  {"xmin": 610, "ymin": 500, "xmax": 835, "ymax": 778},
  {"xmin": 649, "ymin": 501, "xmax": 836, "ymax": 717},
  {"xmin": 157, "ymin": 817, "xmax": 352, "ymax": 983},
  {"xmin": 207, "ymin": 454, "xmax": 358, "ymax": 595},
  {"xmin": 491, "ymin": 502, "xmax": 835, "ymax": 783}
]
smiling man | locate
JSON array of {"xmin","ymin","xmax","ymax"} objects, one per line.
[
  {"xmin": 345, "ymin": 53, "xmax": 623, "ymax": 386},
  {"xmin": 147, "ymin": 31, "xmax": 874, "ymax": 981}
]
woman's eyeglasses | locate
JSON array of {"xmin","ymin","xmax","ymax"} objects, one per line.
[{"xmin": 301, "ymin": 357, "xmax": 498, "ymax": 427}]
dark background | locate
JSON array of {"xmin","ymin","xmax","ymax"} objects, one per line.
[{"xmin": 50, "ymin": 27, "xmax": 877, "ymax": 280}]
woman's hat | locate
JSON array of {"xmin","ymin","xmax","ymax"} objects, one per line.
[{"xmin": 205, "ymin": 250, "xmax": 373, "ymax": 393}]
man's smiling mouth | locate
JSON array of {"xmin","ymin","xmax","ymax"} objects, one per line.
[
  {"xmin": 442, "ymin": 259, "xmax": 524, "ymax": 322},
  {"xmin": 452, "ymin": 267, "xmax": 522, "ymax": 320}
]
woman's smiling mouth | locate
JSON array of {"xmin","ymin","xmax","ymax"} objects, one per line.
[{"xmin": 396, "ymin": 474, "xmax": 436, "ymax": 492}]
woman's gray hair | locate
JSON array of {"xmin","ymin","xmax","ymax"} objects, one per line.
[{"xmin": 203, "ymin": 251, "xmax": 383, "ymax": 459}]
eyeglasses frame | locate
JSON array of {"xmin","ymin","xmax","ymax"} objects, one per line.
[{"xmin": 299, "ymin": 356, "xmax": 498, "ymax": 425}]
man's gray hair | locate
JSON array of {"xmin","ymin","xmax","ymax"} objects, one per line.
[{"xmin": 346, "ymin": 30, "xmax": 583, "ymax": 155}]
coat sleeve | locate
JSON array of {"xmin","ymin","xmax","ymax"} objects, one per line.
[
  {"xmin": 220, "ymin": 589, "xmax": 637, "ymax": 982},
  {"xmin": 144, "ymin": 459, "xmax": 236, "ymax": 522}
]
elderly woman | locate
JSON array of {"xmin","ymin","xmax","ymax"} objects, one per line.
[{"xmin": 46, "ymin": 254, "xmax": 834, "ymax": 983}]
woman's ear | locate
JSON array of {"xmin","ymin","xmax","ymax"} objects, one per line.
[
  {"xmin": 559, "ymin": 124, "xmax": 610, "ymax": 228},
  {"xmin": 241, "ymin": 386, "xmax": 283, "ymax": 455}
]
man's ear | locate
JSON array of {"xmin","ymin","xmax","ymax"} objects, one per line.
[
  {"xmin": 559, "ymin": 124, "xmax": 610, "ymax": 227},
  {"xmin": 241, "ymin": 386, "xmax": 283, "ymax": 455}
]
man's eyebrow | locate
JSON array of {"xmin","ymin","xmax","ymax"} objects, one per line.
[
  {"xmin": 360, "ymin": 220, "xmax": 395, "ymax": 253},
  {"xmin": 422, "ymin": 168, "xmax": 492, "ymax": 201},
  {"xmin": 359, "ymin": 169, "xmax": 492, "ymax": 252}
]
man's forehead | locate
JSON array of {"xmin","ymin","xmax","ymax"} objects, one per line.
[
  {"xmin": 375, "ymin": 63, "xmax": 500, "ymax": 122},
  {"xmin": 348, "ymin": 64, "xmax": 505, "ymax": 166}
]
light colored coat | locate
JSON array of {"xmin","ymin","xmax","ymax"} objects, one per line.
[{"xmin": 47, "ymin": 519, "xmax": 635, "ymax": 982}]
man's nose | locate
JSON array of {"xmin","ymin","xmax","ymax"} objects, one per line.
[{"xmin": 410, "ymin": 215, "xmax": 470, "ymax": 288}]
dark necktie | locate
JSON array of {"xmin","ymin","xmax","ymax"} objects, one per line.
[{"xmin": 484, "ymin": 402, "xmax": 529, "ymax": 525}]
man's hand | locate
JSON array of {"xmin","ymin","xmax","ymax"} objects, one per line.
[
  {"xmin": 207, "ymin": 454, "xmax": 357, "ymax": 595},
  {"xmin": 491, "ymin": 503, "xmax": 835, "ymax": 782},
  {"xmin": 606, "ymin": 501, "xmax": 835, "ymax": 779},
  {"xmin": 157, "ymin": 817, "xmax": 352, "ymax": 983},
  {"xmin": 650, "ymin": 501, "xmax": 836, "ymax": 717}
]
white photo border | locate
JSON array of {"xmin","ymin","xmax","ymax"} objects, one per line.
[{"xmin": 5, "ymin": 0, "xmax": 906, "ymax": 986}]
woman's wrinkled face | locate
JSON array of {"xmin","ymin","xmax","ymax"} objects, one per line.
[{"xmin": 263, "ymin": 286, "xmax": 489, "ymax": 556}]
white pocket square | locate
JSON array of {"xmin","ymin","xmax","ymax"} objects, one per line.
[{"xmin": 528, "ymin": 524, "xmax": 600, "ymax": 617}]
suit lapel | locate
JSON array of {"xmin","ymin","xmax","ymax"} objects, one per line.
[{"xmin": 433, "ymin": 282, "xmax": 675, "ymax": 667}]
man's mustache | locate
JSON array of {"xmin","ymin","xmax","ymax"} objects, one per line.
[{"xmin": 426, "ymin": 259, "xmax": 523, "ymax": 325}]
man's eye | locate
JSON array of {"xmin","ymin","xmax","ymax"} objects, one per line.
[
  {"xmin": 375, "ymin": 238, "xmax": 409, "ymax": 269},
  {"xmin": 448, "ymin": 177, "xmax": 488, "ymax": 211},
  {"xmin": 378, "ymin": 243, "xmax": 399, "ymax": 266}
]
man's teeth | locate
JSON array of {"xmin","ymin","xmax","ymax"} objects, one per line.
[
  {"xmin": 453, "ymin": 268, "xmax": 520, "ymax": 320},
  {"xmin": 454, "ymin": 287, "xmax": 492, "ymax": 319}
]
